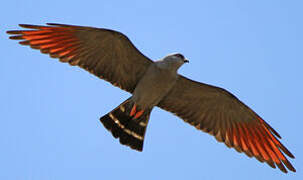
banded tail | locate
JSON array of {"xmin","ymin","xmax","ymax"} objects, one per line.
[{"xmin": 100, "ymin": 99, "xmax": 151, "ymax": 151}]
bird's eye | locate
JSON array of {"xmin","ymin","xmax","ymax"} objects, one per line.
[{"xmin": 174, "ymin": 53, "xmax": 184, "ymax": 59}]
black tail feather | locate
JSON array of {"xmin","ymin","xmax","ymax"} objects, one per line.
[{"xmin": 100, "ymin": 99, "xmax": 151, "ymax": 151}]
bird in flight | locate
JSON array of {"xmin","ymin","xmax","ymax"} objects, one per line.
[{"xmin": 7, "ymin": 23, "xmax": 295, "ymax": 173}]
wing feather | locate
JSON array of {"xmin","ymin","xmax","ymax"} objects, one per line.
[
  {"xmin": 7, "ymin": 23, "xmax": 152, "ymax": 93},
  {"xmin": 157, "ymin": 75, "xmax": 295, "ymax": 173}
]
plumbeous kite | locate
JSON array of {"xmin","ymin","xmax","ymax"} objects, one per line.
[{"xmin": 7, "ymin": 23, "xmax": 295, "ymax": 173}]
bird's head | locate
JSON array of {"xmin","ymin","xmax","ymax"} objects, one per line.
[
  {"xmin": 160, "ymin": 53, "xmax": 189, "ymax": 71},
  {"xmin": 164, "ymin": 53, "xmax": 189, "ymax": 64}
]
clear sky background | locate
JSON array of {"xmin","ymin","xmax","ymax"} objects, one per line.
[{"xmin": 1, "ymin": 0, "xmax": 302, "ymax": 179}]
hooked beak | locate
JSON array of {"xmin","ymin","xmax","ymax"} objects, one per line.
[{"xmin": 184, "ymin": 59, "xmax": 189, "ymax": 63}]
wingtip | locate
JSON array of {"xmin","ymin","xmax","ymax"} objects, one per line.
[
  {"xmin": 46, "ymin": 23, "xmax": 78, "ymax": 27},
  {"xmin": 281, "ymin": 145, "xmax": 295, "ymax": 159},
  {"xmin": 288, "ymin": 152, "xmax": 295, "ymax": 159},
  {"xmin": 46, "ymin": 23, "xmax": 60, "ymax": 26},
  {"xmin": 265, "ymin": 121, "xmax": 282, "ymax": 139},
  {"xmin": 8, "ymin": 35, "xmax": 23, "ymax": 40},
  {"xmin": 7, "ymin": 24, "xmax": 37, "ymax": 34},
  {"xmin": 6, "ymin": 30, "xmax": 17, "ymax": 34},
  {"xmin": 19, "ymin": 24, "xmax": 42, "ymax": 29},
  {"xmin": 19, "ymin": 40, "xmax": 30, "ymax": 45}
]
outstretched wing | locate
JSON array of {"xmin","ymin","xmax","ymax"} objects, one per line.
[
  {"xmin": 7, "ymin": 23, "xmax": 152, "ymax": 93},
  {"xmin": 157, "ymin": 75, "xmax": 296, "ymax": 173}
]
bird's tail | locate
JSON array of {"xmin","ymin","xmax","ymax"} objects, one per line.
[{"xmin": 100, "ymin": 98, "xmax": 151, "ymax": 151}]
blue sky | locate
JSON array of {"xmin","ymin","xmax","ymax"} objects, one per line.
[{"xmin": 1, "ymin": 0, "xmax": 302, "ymax": 179}]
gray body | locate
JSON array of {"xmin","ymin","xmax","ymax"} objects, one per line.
[{"xmin": 132, "ymin": 59, "xmax": 181, "ymax": 109}]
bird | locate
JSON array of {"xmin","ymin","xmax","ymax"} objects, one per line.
[{"xmin": 7, "ymin": 23, "xmax": 295, "ymax": 173}]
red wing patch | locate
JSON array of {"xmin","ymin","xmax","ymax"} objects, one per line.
[
  {"xmin": 130, "ymin": 104, "xmax": 144, "ymax": 119},
  {"xmin": 226, "ymin": 118, "xmax": 295, "ymax": 173},
  {"xmin": 7, "ymin": 24, "xmax": 81, "ymax": 62},
  {"xmin": 134, "ymin": 110, "xmax": 144, "ymax": 119},
  {"xmin": 130, "ymin": 104, "xmax": 137, "ymax": 117}
]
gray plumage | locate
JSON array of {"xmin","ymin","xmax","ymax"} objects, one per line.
[
  {"xmin": 7, "ymin": 23, "xmax": 295, "ymax": 173},
  {"xmin": 132, "ymin": 54, "xmax": 186, "ymax": 109}
]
